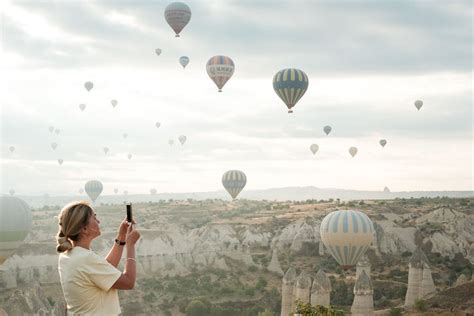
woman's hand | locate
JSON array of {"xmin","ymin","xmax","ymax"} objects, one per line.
[
  {"xmin": 117, "ymin": 218, "xmax": 129, "ymax": 241},
  {"xmin": 126, "ymin": 223, "xmax": 140, "ymax": 246}
]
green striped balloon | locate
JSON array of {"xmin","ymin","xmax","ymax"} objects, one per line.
[
  {"xmin": 85, "ymin": 180, "xmax": 103, "ymax": 202},
  {"xmin": 222, "ymin": 170, "xmax": 247, "ymax": 200},
  {"xmin": 272, "ymin": 68, "xmax": 309, "ymax": 113},
  {"xmin": 0, "ymin": 196, "xmax": 32, "ymax": 265}
]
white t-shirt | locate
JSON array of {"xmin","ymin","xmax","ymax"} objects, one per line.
[{"xmin": 58, "ymin": 246, "xmax": 122, "ymax": 315}]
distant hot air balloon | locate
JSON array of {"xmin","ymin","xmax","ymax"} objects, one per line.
[
  {"xmin": 164, "ymin": 2, "xmax": 191, "ymax": 37},
  {"xmin": 379, "ymin": 139, "xmax": 387, "ymax": 147},
  {"xmin": 79, "ymin": 188, "xmax": 84, "ymax": 194},
  {"xmin": 51, "ymin": 143, "xmax": 58, "ymax": 150},
  {"xmin": 349, "ymin": 147, "xmax": 358, "ymax": 157},
  {"xmin": 9, "ymin": 146, "xmax": 15, "ymax": 153},
  {"xmin": 206, "ymin": 55, "xmax": 235, "ymax": 92},
  {"xmin": 123, "ymin": 133, "xmax": 128, "ymax": 139},
  {"xmin": 49, "ymin": 126, "xmax": 54, "ymax": 133},
  {"xmin": 310, "ymin": 144, "xmax": 319, "ymax": 155},
  {"xmin": 414, "ymin": 100, "xmax": 423, "ymax": 111},
  {"xmin": 222, "ymin": 170, "xmax": 247, "ymax": 200},
  {"xmin": 323, "ymin": 126, "xmax": 332, "ymax": 136},
  {"xmin": 127, "ymin": 154, "xmax": 132, "ymax": 160},
  {"xmin": 103, "ymin": 147, "xmax": 109, "ymax": 154},
  {"xmin": 168, "ymin": 140, "xmax": 174, "ymax": 146},
  {"xmin": 55, "ymin": 129, "xmax": 60, "ymax": 135},
  {"xmin": 58, "ymin": 159, "xmax": 64, "ymax": 165},
  {"xmin": 9, "ymin": 189, "xmax": 15, "ymax": 196},
  {"xmin": 179, "ymin": 135, "xmax": 187, "ymax": 145},
  {"xmin": 84, "ymin": 81, "xmax": 93, "ymax": 91},
  {"xmin": 123, "ymin": 190, "xmax": 128, "ymax": 196},
  {"xmin": 273, "ymin": 68, "xmax": 308, "ymax": 113},
  {"xmin": 111, "ymin": 100, "xmax": 118, "ymax": 108},
  {"xmin": 114, "ymin": 188, "xmax": 119, "ymax": 194},
  {"xmin": 79, "ymin": 104, "xmax": 86, "ymax": 112},
  {"xmin": 383, "ymin": 186, "xmax": 390, "ymax": 193},
  {"xmin": 320, "ymin": 209, "xmax": 374, "ymax": 269},
  {"xmin": 155, "ymin": 48, "xmax": 162, "ymax": 56},
  {"xmin": 85, "ymin": 180, "xmax": 103, "ymax": 202},
  {"xmin": 150, "ymin": 188, "xmax": 157, "ymax": 195},
  {"xmin": 0, "ymin": 196, "xmax": 32, "ymax": 265},
  {"xmin": 155, "ymin": 122, "xmax": 161, "ymax": 128},
  {"xmin": 179, "ymin": 56, "xmax": 189, "ymax": 68}
]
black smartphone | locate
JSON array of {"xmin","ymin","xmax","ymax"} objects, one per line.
[{"xmin": 126, "ymin": 203, "xmax": 133, "ymax": 223}]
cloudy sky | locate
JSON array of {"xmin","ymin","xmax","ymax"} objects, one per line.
[{"xmin": 1, "ymin": 0, "xmax": 472, "ymax": 195}]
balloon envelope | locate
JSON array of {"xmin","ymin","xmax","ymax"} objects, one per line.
[
  {"xmin": 58, "ymin": 159, "xmax": 64, "ymax": 165},
  {"xmin": 349, "ymin": 147, "xmax": 358, "ymax": 157},
  {"xmin": 164, "ymin": 2, "xmax": 191, "ymax": 37},
  {"xmin": 49, "ymin": 126, "xmax": 54, "ymax": 133},
  {"xmin": 51, "ymin": 143, "xmax": 58, "ymax": 150},
  {"xmin": 0, "ymin": 196, "xmax": 32, "ymax": 265},
  {"xmin": 111, "ymin": 100, "xmax": 118, "ymax": 107},
  {"xmin": 206, "ymin": 55, "xmax": 235, "ymax": 92},
  {"xmin": 155, "ymin": 48, "xmax": 162, "ymax": 56},
  {"xmin": 9, "ymin": 190, "xmax": 15, "ymax": 196},
  {"xmin": 155, "ymin": 122, "xmax": 161, "ymax": 128},
  {"xmin": 320, "ymin": 209, "xmax": 374, "ymax": 268},
  {"xmin": 179, "ymin": 135, "xmax": 187, "ymax": 145},
  {"xmin": 9, "ymin": 146, "xmax": 15, "ymax": 153},
  {"xmin": 123, "ymin": 133, "xmax": 128, "ymax": 139},
  {"xmin": 323, "ymin": 126, "xmax": 332, "ymax": 135},
  {"xmin": 414, "ymin": 100, "xmax": 423, "ymax": 110},
  {"xmin": 85, "ymin": 180, "xmax": 103, "ymax": 202},
  {"xmin": 84, "ymin": 81, "xmax": 93, "ymax": 91},
  {"xmin": 273, "ymin": 68, "xmax": 308, "ymax": 113},
  {"xmin": 169, "ymin": 140, "xmax": 174, "ymax": 146},
  {"xmin": 127, "ymin": 154, "xmax": 132, "ymax": 160},
  {"xmin": 310, "ymin": 144, "xmax": 319, "ymax": 155},
  {"xmin": 150, "ymin": 188, "xmax": 157, "ymax": 195},
  {"xmin": 79, "ymin": 188, "xmax": 84, "ymax": 194},
  {"xmin": 379, "ymin": 139, "xmax": 387, "ymax": 147},
  {"xmin": 179, "ymin": 56, "xmax": 189, "ymax": 68},
  {"xmin": 114, "ymin": 188, "xmax": 118, "ymax": 194},
  {"xmin": 103, "ymin": 147, "xmax": 109, "ymax": 154},
  {"xmin": 55, "ymin": 129, "xmax": 60, "ymax": 135},
  {"xmin": 222, "ymin": 170, "xmax": 247, "ymax": 200},
  {"xmin": 79, "ymin": 104, "xmax": 86, "ymax": 111}
]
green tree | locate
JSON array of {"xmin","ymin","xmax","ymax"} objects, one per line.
[
  {"xmin": 258, "ymin": 308, "xmax": 275, "ymax": 316},
  {"xmin": 294, "ymin": 300, "xmax": 345, "ymax": 315}
]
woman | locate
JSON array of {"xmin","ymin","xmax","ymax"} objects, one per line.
[{"xmin": 56, "ymin": 201, "xmax": 140, "ymax": 315}]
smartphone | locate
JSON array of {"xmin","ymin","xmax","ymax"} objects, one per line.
[{"xmin": 126, "ymin": 203, "xmax": 133, "ymax": 223}]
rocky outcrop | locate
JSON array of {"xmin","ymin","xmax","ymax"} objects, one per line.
[
  {"xmin": 351, "ymin": 270, "xmax": 374, "ymax": 316},
  {"xmin": 281, "ymin": 267, "xmax": 297, "ymax": 316},
  {"xmin": 267, "ymin": 249, "xmax": 284, "ymax": 276},
  {"xmin": 374, "ymin": 220, "xmax": 417, "ymax": 255},
  {"xmin": 310, "ymin": 269, "xmax": 331, "ymax": 307}
]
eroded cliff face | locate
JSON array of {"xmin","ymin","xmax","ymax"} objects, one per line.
[{"xmin": 1, "ymin": 205, "xmax": 472, "ymax": 301}]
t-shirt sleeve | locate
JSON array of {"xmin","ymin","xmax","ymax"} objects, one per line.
[{"xmin": 80, "ymin": 252, "xmax": 122, "ymax": 291}]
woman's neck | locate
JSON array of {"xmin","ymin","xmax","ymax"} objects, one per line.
[{"xmin": 73, "ymin": 239, "xmax": 92, "ymax": 250}]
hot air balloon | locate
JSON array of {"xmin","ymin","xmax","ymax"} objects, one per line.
[
  {"xmin": 58, "ymin": 159, "xmax": 64, "ymax": 165},
  {"xmin": 55, "ymin": 129, "xmax": 60, "ymax": 135},
  {"xmin": 273, "ymin": 68, "xmax": 308, "ymax": 113},
  {"xmin": 103, "ymin": 147, "xmax": 109, "ymax": 154},
  {"xmin": 320, "ymin": 209, "xmax": 374, "ymax": 269},
  {"xmin": 414, "ymin": 100, "xmax": 423, "ymax": 111},
  {"xmin": 155, "ymin": 48, "xmax": 162, "ymax": 56},
  {"xmin": 127, "ymin": 154, "xmax": 132, "ymax": 160},
  {"xmin": 310, "ymin": 144, "xmax": 319, "ymax": 155},
  {"xmin": 114, "ymin": 188, "xmax": 119, "ymax": 194},
  {"xmin": 79, "ymin": 104, "xmax": 86, "ymax": 112},
  {"xmin": 123, "ymin": 133, "xmax": 128, "ymax": 139},
  {"xmin": 79, "ymin": 188, "xmax": 84, "ymax": 194},
  {"xmin": 9, "ymin": 189, "xmax": 15, "ymax": 196},
  {"xmin": 222, "ymin": 170, "xmax": 246, "ymax": 200},
  {"xmin": 85, "ymin": 180, "xmax": 103, "ymax": 202},
  {"xmin": 164, "ymin": 2, "xmax": 191, "ymax": 37},
  {"xmin": 84, "ymin": 81, "xmax": 93, "ymax": 91},
  {"xmin": 155, "ymin": 122, "xmax": 161, "ymax": 128},
  {"xmin": 111, "ymin": 100, "xmax": 118, "ymax": 108},
  {"xmin": 206, "ymin": 55, "xmax": 235, "ymax": 92},
  {"xmin": 179, "ymin": 56, "xmax": 189, "ymax": 68},
  {"xmin": 379, "ymin": 139, "xmax": 387, "ymax": 147},
  {"xmin": 9, "ymin": 146, "xmax": 15, "ymax": 153},
  {"xmin": 0, "ymin": 196, "xmax": 32, "ymax": 265},
  {"xmin": 51, "ymin": 143, "xmax": 58, "ymax": 150},
  {"xmin": 123, "ymin": 190, "xmax": 128, "ymax": 196},
  {"xmin": 168, "ymin": 140, "xmax": 174, "ymax": 146},
  {"xmin": 323, "ymin": 126, "xmax": 332, "ymax": 136},
  {"xmin": 49, "ymin": 126, "xmax": 54, "ymax": 133},
  {"xmin": 383, "ymin": 186, "xmax": 390, "ymax": 193},
  {"xmin": 349, "ymin": 147, "xmax": 358, "ymax": 157},
  {"xmin": 179, "ymin": 135, "xmax": 187, "ymax": 145},
  {"xmin": 150, "ymin": 188, "xmax": 157, "ymax": 195}
]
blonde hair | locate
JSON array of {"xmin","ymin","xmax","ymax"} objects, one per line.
[{"xmin": 56, "ymin": 201, "xmax": 93, "ymax": 253}]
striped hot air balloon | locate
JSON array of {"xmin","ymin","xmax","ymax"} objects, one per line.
[
  {"xmin": 273, "ymin": 68, "xmax": 308, "ymax": 113},
  {"xmin": 222, "ymin": 170, "xmax": 246, "ymax": 200},
  {"xmin": 164, "ymin": 2, "xmax": 191, "ymax": 37},
  {"xmin": 206, "ymin": 55, "xmax": 234, "ymax": 92},
  {"xmin": 320, "ymin": 209, "xmax": 375, "ymax": 269},
  {"xmin": 85, "ymin": 180, "xmax": 103, "ymax": 202},
  {"xmin": 0, "ymin": 196, "xmax": 32, "ymax": 265}
]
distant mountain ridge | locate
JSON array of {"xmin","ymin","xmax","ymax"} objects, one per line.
[{"xmin": 8, "ymin": 186, "xmax": 473, "ymax": 208}]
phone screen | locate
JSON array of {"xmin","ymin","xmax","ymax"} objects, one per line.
[{"xmin": 126, "ymin": 203, "xmax": 132, "ymax": 223}]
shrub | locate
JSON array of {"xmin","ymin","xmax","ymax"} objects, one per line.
[
  {"xmin": 414, "ymin": 299, "xmax": 427, "ymax": 312},
  {"xmin": 389, "ymin": 307, "xmax": 402, "ymax": 316},
  {"xmin": 186, "ymin": 300, "xmax": 210, "ymax": 316}
]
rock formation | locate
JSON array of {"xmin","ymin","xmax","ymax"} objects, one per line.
[
  {"xmin": 405, "ymin": 248, "xmax": 435, "ymax": 306},
  {"xmin": 310, "ymin": 269, "xmax": 331, "ymax": 307},
  {"xmin": 267, "ymin": 248, "xmax": 284, "ymax": 276},
  {"xmin": 351, "ymin": 270, "xmax": 374, "ymax": 316},
  {"xmin": 420, "ymin": 263, "xmax": 436, "ymax": 298},
  {"xmin": 294, "ymin": 271, "xmax": 312, "ymax": 305},
  {"xmin": 281, "ymin": 267, "xmax": 297, "ymax": 316},
  {"xmin": 356, "ymin": 254, "xmax": 371, "ymax": 280}
]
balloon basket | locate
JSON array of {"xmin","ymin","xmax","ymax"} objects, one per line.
[
  {"xmin": 288, "ymin": 110, "xmax": 293, "ymax": 113},
  {"xmin": 218, "ymin": 89, "xmax": 222, "ymax": 92},
  {"xmin": 175, "ymin": 34, "xmax": 180, "ymax": 37}
]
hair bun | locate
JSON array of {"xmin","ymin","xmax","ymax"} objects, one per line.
[{"xmin": 56, "ymin": 236, "xmax": 73, "ymax": 253}]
